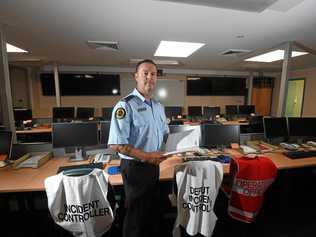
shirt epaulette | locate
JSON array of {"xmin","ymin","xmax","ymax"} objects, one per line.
[{"xmin": 121, "ymin": 95, "xmax": 135, "ymax": 103}]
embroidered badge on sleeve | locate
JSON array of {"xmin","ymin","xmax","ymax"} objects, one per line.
[{"xmin": 115, "ymin": 108, "xmax": 126, "ymax": 119}]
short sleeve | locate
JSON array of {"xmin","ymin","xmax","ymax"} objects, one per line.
[{"xmin": 107, "ymin": 101, "xmax": 131, "ymax": 145}]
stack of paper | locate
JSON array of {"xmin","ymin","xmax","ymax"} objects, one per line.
[{"xmin": 163, "ymin": 129, "xmax": 203, "ymax": 156}]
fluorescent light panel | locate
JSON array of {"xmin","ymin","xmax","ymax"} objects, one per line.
[
  {"xmin": 129, "ymin": 58, "xmax": 180, "ymax": 65},
  {"xmin": 154, "ymin": 41, "xmax": 204, "ymax": 57},
  {"xmin": 6, "ymin": 43, "xmax": 28, "ymax": 53},
  {"xmin": 245, "ymin": 49, "xmax": 308, "ymax": 62}
]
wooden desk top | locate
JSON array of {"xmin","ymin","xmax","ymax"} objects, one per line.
[
  {"xmin": 219, "ymin": 120, "xmax": 249, "ymax": 126},
  {"xmin": 16, "ymin": 127, "xmax": 52, "ymax": 134},
  {"xmin": 1, "ymin": 150, "xmax": 316, "ymax": 193}
]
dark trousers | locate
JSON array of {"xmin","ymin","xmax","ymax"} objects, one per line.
[{"xmin": 120, "ymin": 159, "xmax": 160, "ymax": 237}]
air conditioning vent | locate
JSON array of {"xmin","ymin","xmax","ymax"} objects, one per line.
[
  {"xmin": 221, "ymin": 49, "xmax": 251, "ymax": 56},
  {"xmin": 86, "ymin": 41, "xmax": 119, "ymax": 51}
]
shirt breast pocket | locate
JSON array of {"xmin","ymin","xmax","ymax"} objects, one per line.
[{"xmin": 133, "ymin": 114, "xmax": 148, "ymax": 134}]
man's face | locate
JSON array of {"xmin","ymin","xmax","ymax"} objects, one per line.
[{"xmin": 134, "ymin": 63, "xmax": 157, "ymax": 97}]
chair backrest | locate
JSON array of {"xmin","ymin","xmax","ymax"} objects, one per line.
[
  {"xmin": 44, "ymin": 169, "xmax": 115, "ymax": 237},
  {"xmin": 172, "ymin": 161, "xmax": 223, "ymax": 237},
  {"xmin": 226, "ymin": 156, "xmax": 277, "ymax": 223}
]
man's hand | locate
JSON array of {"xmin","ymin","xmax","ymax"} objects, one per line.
[
  {"xmin": 143, "ymin": 152, "xmax": 167, "ymax": 166},
  {"xmin": 109, "ymin": 144, "xmax": 167, "ymax": 165}
]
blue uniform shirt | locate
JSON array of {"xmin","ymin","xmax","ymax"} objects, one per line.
[{"xmin": 108, "ymin": 88, "xmax": 169, "ymax": 160}]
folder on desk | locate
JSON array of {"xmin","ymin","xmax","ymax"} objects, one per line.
[
  {"xmin": 163, "ymin": 129, "xmax": 201, "ymax": 156},
  {"xmin": 13, "ymin": 152, "xmax": 52, "ymax": 169}
]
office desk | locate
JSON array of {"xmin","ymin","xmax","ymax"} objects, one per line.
[
  {"xmin": 16, "ymin": 127, "xmax": 52, "ymax": 143},
  {"xmin": 16, "ymin": 127, "xmax": 52, "ymax": 134},
  {"xmin": 1, "ymin": 151, "xmax": 316, "ymax": 192},
  {"xmin": 219, "ymin": 120, "xmax": 249, "ymax": 126},
  {"xmin": 0, "ymin": 157, "xmax": 86, "ymax": 193}
]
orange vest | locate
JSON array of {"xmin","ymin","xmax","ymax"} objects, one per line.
[{"xmin": 227, "ymin": 156, "xmax": 277, "ymax": 223}]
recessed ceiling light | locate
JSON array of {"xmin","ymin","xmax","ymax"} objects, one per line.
[
  {"xmin": 154, "ymin": 41, "xmax": 205, "ymax": 58},
  {"xmin": 245, "ymin": 49, "xmax": 308, "ymax": 62},
  {"xmin": 6, "ymin": 43, "xmax": 28, "ymax": 53}
]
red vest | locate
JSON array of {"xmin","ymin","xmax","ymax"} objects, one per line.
[{"xmin": 227, "ymin": 155, "xmax": 277, "ymax": 223}]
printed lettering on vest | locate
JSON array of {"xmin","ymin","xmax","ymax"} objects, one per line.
[
  {"xmin": 232, "ymin": 178, "xmax": 275, "ymax": 197},
  {"xmin": 182, "ymin": 186, "xmax": 213, "ymax": 213},
  {"xmin": 57, "ymin": 200, "xmax": 111, "ymax": 223}
]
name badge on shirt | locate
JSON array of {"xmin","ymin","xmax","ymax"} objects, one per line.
[{"xmin": 137, "ymin": 107, "xmax": 147, "ymax": 112}]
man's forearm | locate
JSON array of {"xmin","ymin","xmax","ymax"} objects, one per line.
[{"xmin": 109, "ymin": 144, "xmax": 147, "ymax": 161}]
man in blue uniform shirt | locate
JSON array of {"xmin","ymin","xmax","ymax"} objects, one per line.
[{"xmin": 108, "ymin": 59, "xmax": 169, "ymax": 237}]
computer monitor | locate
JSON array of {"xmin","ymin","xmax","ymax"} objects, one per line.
[
  {"xmin": 0, "ymin": 131, "xmax": 13, "ymax": 159},
  {"xmin": 102, "ymin": 107, "xmax": 113, "ymax": 121},
  {"xmin": 238, "ymin": 105, "xmax": 255, "ymax": 115},
  {"xmin": 100, "ymin": 121, "xmax": 111, "ymax": 145},
  {"xmin": 202, "ymin": 124, "xmax": 240, "ymax": 148},
  {"xmin": 288, "ymin": 117, "xmax": 316, "ymax": 137},
  {"xmin": 52, "ymin": 122, "xmax": 99, "ymax": 160},
  {"xmin": 225, "ymin": 105, "xmax": 238, "ymax": 115},
  {"xmin": 248, "ymin": 115, "xmax": 264, "ymax": 133},
  {"xmin": 76, "ymin": 107, "xmax": 95, "ymax": 120},
  {"xmin": 53, "ymin": 107, "xmax": 75, "ymax": 122},
  {"xmin": 263, "ymin": 117, "xmax": 288, "ymax": 140},
  {"xmin": 165, "ymin": 106, "xmax": 182, "ymax": 119},
  {"xmin": 203, "ymin": 106, "xmax": 220, "ymax": 120},
  {"xmin": 188, "ymin": 106, "xmax": 202, "ymax": 117},
  {"xmin": 13, "ymin": 108, "xmax": 32, "ymax": 127}
]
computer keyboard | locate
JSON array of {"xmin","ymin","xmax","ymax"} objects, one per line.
[
  {"xmin": 183, "ymin": 155, "xmax": 231, "ymax": 163},
  {"xmin": 283, "ymin": 150, "xmax": 316, "ymax": 159}
]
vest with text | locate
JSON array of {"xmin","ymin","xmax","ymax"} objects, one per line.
[{"xmin": 227, "ymin": 156, "xmax": 277, "ymax": 223}]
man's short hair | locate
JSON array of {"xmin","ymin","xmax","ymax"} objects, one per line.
[{"xmin": 135, "ymin": 59, "xmax": 157, "ymax": 73}]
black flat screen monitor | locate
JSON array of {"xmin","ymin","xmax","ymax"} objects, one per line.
[
  {"xmin": 165, "ymin": 106, "xmax": 182, "ymax": 119},
  {"xmin": 288, "ymin": 117, "xmax": 316, "ymax": 137},
  {"xmin": 188, "ymin": 106, "xmax": 202, "ymax": 117},
  {"xmin": 102, "ymin": 107, "xmax": 113, "ymax": 121},
  {"xmin": 100, "ymin": 121, "xmax": 111, "ymax": 145},
  {"xmin": 248, "ymin": 115, "xmax": 264, "ymax": 133},
  {"xmin": 52, "ymin": 122, "xmax": 99, "ymax": 148},
  {"xmin": 202, "ymin": 124, "xmax": 240, "ymax": 148},
  {"xmin": 225, "ymin": 105, "xmax": 238, "ymax": 115},
  {"xmin": 203, "ymin": 106, "xmax": 220, "ymax": 119},
  {"xmin": 263, "ymin": 117, "xmax": 288, "ymax": 139},
  {"xmin": 53, "ymin": 107, "xmax": 75, "ymax": 121},
  {"xmin": 13, "ymin": 108, "xmax": 32, "ymax": 122},
  {"xmin": 76, "ymin": 107, "xmax": 95, "ymax": 119},
  {"xmin": 0, "ymin": 131, "xmax": 13, "ymax": 158},
  {"xmin": 238, "ymin": 105, "xmax": 255, "ymax": 115}
]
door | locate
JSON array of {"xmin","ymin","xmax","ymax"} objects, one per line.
[
  {"xmin": 284, "ymin": 78, "xmax": 305, "ymax": 117},
  {"xmin": 251, "ymin": 77, "xmax": 274, "ymax": 116}
]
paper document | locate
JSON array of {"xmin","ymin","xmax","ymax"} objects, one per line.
[{"xmin": 164, "ymin": 129, "xmax": 200, "ymax": 156}]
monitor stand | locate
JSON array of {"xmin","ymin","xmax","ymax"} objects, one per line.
[{"xmin": 69, "ymin": 147, "xmax": 88, "ymax": 162}]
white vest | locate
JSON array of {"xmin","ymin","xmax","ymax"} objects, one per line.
[
  {"xmin": 44, "ymin": 169, "xmax": 114, "ymax": 237},
  {"xmin": 173, "ymin": 161, "xmax": 223, "ymax": 237}
]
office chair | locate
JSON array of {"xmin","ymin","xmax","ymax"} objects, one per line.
[
  {"xmin": 171, "ymin": 161, "xmax": 223, "ymax": 236},
  {"xmin": 45, "ymin": 168, "xmax": 116, "ymax": 237},
  {"xmin": 223, "ymin": 155, "xmax": 277, "ymax": 223}
]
